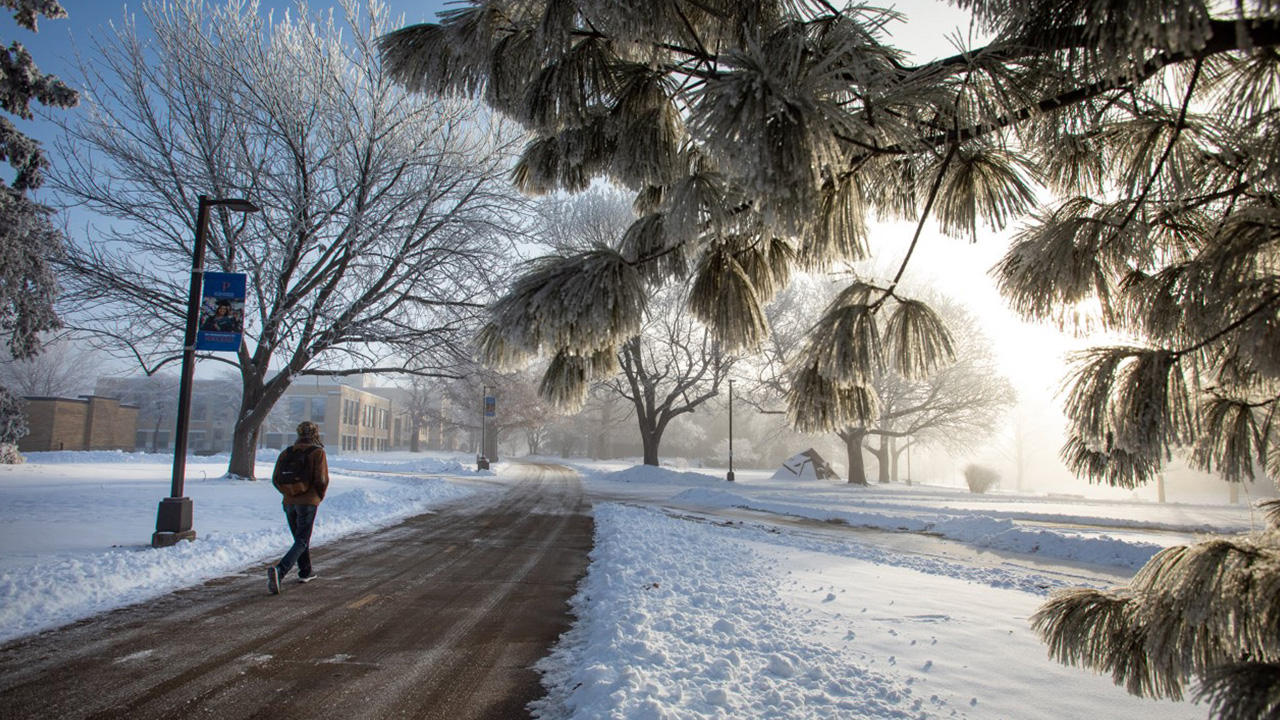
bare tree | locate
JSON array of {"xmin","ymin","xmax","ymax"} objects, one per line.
[
  {"xmin": 858, "ymin": 306, "xmax": 1017, "ymax": 485},
  {"xmin": 95, "ymin": 374, "xmax": 182, "ymax": 453},
  {"xmin": 756, "ymin": 279, "xmax": 1014, "ymax": 485},
  {"xmin": 0, "ymin": 337, "xmax": 94, "ymax": 397},
  {"xmin": 52, "ymin": 0, "xmax": 527, "ymax": 478},
  {"xmin": 604, "ymin": 288, "xmax": 732, "ymax": 466}
]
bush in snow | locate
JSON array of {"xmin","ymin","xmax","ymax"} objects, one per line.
[{"xmin": 964, "ymin": 464, "xmax": 999, "ymax": 494}]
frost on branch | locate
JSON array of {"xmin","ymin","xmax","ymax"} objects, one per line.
[
  {"xmin": 687, "ymin": 241, "xmax": 769, "ymax": 352},
  {"xmin": 884, "ymin": 299, "xmax": 956, "ymax": 380},
  {"xmin": 1033, "ymin": 527, "xmax": 1280, "ymax": 718},
  {"xmin": 1060, "ymin": 347, "xmax": 1196, "ymax": 488},
  {"xmin": 479, "ymin": 249, "xmax": 646, "ymax": 407}
]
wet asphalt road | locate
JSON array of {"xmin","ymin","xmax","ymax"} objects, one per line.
[{"xmin": 0, "ymin": 463, "xmax": 592, "ymax": 720}]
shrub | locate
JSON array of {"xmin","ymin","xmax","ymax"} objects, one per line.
[{"xmin": 964, "ymin": 464, "xmax": 999, "ymax": 494}]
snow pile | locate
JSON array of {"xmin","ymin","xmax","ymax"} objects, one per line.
[
  {"xmin": 21, "ymin": 450, "xmax": 170, "ymax": 464},
  {"xmin": 927, "ymin": 516, "xmax": 1161, "ymax": 569},
  {"xmin": 324, "ymin": 455, "xmax": 472, "ymax": 475},
  {"xmin": 532, "ymin": 504, "xmax": 921, "ymax": 719},
  {"xmin": 672, "ymin": 488, "xmax": 1164, "ymax": 569},
  {"xmin": 0, "ymin": 473, "xmax": 481, "ymax": 644},
  {"xmin": 599, "ymin": 465, "xmax": 723, "ymax": 485}
]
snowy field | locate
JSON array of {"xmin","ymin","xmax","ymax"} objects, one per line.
[{"xmin": 1, "ymin": 451, "xmax": 1264, "ymax": 719}]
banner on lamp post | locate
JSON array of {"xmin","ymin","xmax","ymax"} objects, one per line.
[{"xmin": 195, "ymin": 272, "xmax": 246, "ymax": 352}]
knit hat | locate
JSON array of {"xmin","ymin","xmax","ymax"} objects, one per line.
[{"xmin": 296, "ymin": 421, "xmax": 320, "ymax": 442}]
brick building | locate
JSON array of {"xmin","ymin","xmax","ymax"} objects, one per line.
[{"xmin": 19, "ymin": 395, "xmax": 139, "ymax": 452}]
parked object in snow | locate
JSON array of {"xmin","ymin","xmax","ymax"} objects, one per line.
[{"xmin": 772, "ymin": 448, "xmax": 840, "ymax": 481}]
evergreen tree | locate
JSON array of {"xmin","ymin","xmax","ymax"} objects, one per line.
[
  {"xmin": 0, "ymin": 0, "xmax": 76, "ymax": 460},
  {"xmin": 381, "ymin": 1, "xmax": 1280, "ymax": 715}
]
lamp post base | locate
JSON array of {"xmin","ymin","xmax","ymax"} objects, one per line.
[
  {"xmin": 152, "ymin": 497, "xmax": 195, "ymax": 547},
  {"xmin": 152, "ymin": 530, "xmax": 197, "ymax": 547},
  {"xmin": 726, "ymin": 470, "xmax": 735, "ymax": 482}
]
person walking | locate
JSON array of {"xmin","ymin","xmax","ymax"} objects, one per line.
[{"xmin": 268, "ymin": 420, "xmax": 330, "ymax": 595}]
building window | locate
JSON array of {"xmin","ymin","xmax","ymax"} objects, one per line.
[{"xmin": 311, "ymin": 397, "xmax": 326, "ymax": 423}]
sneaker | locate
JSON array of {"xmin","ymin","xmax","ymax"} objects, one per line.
[
  {"xmin": 298, "ymin": 573, "xmax": 317, "ymax": 584},
  {"xmin": 267, "ymin": 566, "xmax": 281, "ymax": 595}
]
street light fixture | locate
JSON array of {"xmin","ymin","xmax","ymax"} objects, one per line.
[
  {"xmin": 726, "ymin": 379, "xmax": 735, "ymax": 482},
  {"xmin": 477, "ymin": 385, "xmax": 493, "ymax": 471},
  {"xmin": 152, "ymin": 195, "xmax": 260, "ymax": 548}
]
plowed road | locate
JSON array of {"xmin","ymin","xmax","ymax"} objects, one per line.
[{"xmin": 0, "ymin": 463, "xmax": 592, "ymax": 720}]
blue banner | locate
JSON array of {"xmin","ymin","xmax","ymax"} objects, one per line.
[{"xmin": 195, "ymin": 272, "xmax": 246, "ymax": 352}]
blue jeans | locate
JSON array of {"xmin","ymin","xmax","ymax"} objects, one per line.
[{"xmin": 277, "ymin": 503, "xmax": 317, "ymax": 579}]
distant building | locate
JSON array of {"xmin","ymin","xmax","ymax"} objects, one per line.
[
  {"xmin": 95, "ymin": 376, "xmax": 237, "ymax": 455},
  {"xmin": 93, "ymin": 374, "xmax": 433, "ymax": 455},
  {"xmin": 19, "ymin": 395, "xmax": 139, "ymax": 452},
  {"xmin": 261, "ymin": 376, "xmax": 395, "ymax": 453},
  {"xmin": 365, "ymin": 385, "xmax": 428, "ymax": 451}
]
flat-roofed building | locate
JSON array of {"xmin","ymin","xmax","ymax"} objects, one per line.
[
  {"xmin": 20, "ymin": 395, "xmax": 138, "ymax": 452},
  {"xmin": 264, "ymin": 377, "xmax": 394, "ymax": 453}
]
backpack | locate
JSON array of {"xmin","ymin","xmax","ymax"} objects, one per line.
[{"xmin": 274, "ymin": 446, "xmax": 317, "ymax": 496}]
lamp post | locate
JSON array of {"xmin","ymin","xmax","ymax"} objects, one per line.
[
  {"xmin": 152, "ymin": 195, "xmax": 259, "ymax": 548},
  {"xmin": 726, "ymin": 379, "xmax": 735, "ymax": 482},
  {"xmin": 477, "ymin": 385, "xmax": 491, "ymax": 470},
  {"xmin": 905, "ymin": 436, "xmax": 913, "ymax": 486}
]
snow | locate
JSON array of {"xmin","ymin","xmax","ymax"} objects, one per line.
[
  {"xmin": 1, "ymin": 452, "xmax": 1255, "ymax": 718},
  {"xmin": 0, "ymin": 449, "xmax": 492, "ymax": 641}
]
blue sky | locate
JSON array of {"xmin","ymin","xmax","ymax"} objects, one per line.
[
  {"xmin": 8, "ymin": 1, "xmax": 453, "ymax": 177},
  {"xmin": 17, "ymin": 1, "xmax": 451, "ymax": 78}
]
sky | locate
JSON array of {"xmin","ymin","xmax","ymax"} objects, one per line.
[{"xmin": 0, "ymin": 449, "xmax": 1248, "ymax": 717}]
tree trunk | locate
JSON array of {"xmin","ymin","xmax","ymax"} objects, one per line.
[
  {"xmin": 226, "ymin": 371, "xmax": 291, "ymax": 480},
  {"xmin": 228, "ymin": 419, "xmax": 262, "ymax": 480},
  {"xmin": 876, "ymin": 435, "xmax": 891, "ymax": 483},
  {"xmin": 409, "ymin": 419, "xmax": 421, "ymax": 452},
  {"xmin": 151, "ymin": 413, "xmax": 163, "ymax": 453},
  {"xmin": 843, "ymin": 429, "xmax": 869, "ymax": 485},
  {"xmin": 640, "ymin": 424, "xmax": 660, "ymax": 466},
  {"xmin": 593, "ymin": 401, "xmax": 612, "ymax": 460}
]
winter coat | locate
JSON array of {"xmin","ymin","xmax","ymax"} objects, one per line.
[{"xmin": 273, "ymin": 440, "xmax": 330, "ymax": 506}]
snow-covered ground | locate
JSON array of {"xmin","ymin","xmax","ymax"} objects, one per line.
[
  {"xmin": 0, "ymin": 449, "xmax": 495, "ymax": 641},
  {"xmin": 2, "ymin": 451, "xmax": 1260, "ymax": 718}
]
